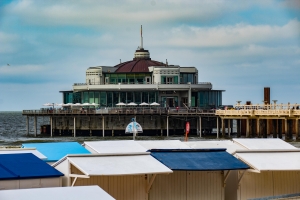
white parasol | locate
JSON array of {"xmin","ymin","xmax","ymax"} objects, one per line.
[
  {"xmin": 82, "ymin": 103, "xmax": 92, "ymax": 106},
  {"xmin": 150, "ymin": 102, "xmax": 160, "ymax": 106},
  {"xmin": 139, "ymin": 102, "xmax": 149, "ymax": 106},
  {"xmin": 73, "ymin": 103, "xmax": 83, "ymax": 107},
  {"xmin": 43, "ymin": 103, "xmax": 54, "ymax": 106},
  {"xmin": 116, "ymin": 102, "xmax": 127, "ymax": 106},
  {"xmin": 127, "ymin": 102, "xmax": 138, "ymax": 106},
  {"xmin": 55, "ymin": 103, "xmax": 64, "ymax": 106},
  {"xmin": 62, "ymin": 103, "xmax": 74, "ymax": 107}
]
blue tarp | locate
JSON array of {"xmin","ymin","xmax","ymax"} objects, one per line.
[
  {"xmin": 22, "ymin": 142, "xmax": 90, "ymax": 162},
  {"xmin": 0, "ymin": 153, "xmax": 63, "ymax": 180},
  {"xmin": 149, "ymin": 149, "xmax": 249, "ymax": 171}
]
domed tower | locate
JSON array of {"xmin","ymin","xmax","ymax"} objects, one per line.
[{"xmin": 114, "ymin": 25, "xmax": 164, "ymax": 73}]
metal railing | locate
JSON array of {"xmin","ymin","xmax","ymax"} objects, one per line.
[{"xmin": 23, "ymin": 107, "xmax": 216, "ymax": 115}]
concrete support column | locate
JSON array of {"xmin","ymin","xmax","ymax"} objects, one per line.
[
  {"xmin": 256, "ymin": 119, "xmax": 260, "ymax": 137},
  {"xmin": 267, "ymin": 119, "xmax": 271, "ymax": 136},
  {"xmin": 26, "ymin": 116, "xmax": 29, "ymax": 136},
  {"xmin": 284, "ymin": 118, "xmax": 288, "ymax": 140},
  {"xmin": 102, "ymin": 117, "xmax": 105, "ymax": 137},
  {"xmin": 161, "ymin": 129, "xmax": 163, "ymax": 136},
  {"xmin": 272, "ymin": 119, "xmax": 277, "ymax": 138},
  {"xmin": 237, "ymin": 119, "xmax": 241, "ymax": 137},
  {"xmin": 89, "ymin": 117, "xmax": 92, "ymax": 136},
  {"xmin": 296, "ymin": 119, "xmax": 299, "ymax": 139},
  {"xmin": 246, "ymin": 118, "xmax": 250, "ymax": 137},
  {"xmin": 34, "ymin": 116, "xmax": 37, "ymax": 137},
  {"xmin": 188, "ymin": 87, "xmax": 191, "ymax": 107},
  {"xmin": 167, "ymin": 116, "xmax": 169, "ymax": 137},
  {"xmin": 228, "ymin": 119, "xmax": 231, "ymax": 137},
  {"xmin": 216, "ymin": 117, "xmax": 219, "ymax": 139},
  {"xmin": 73, "ymin": 117, "xmax": 76, "ymax": 138},
  {"xmin": 112, "ymin": 129, "xmax": 114, "ymax": 137},
  {"xmin": 221, "ymin": 118, "xmax": 225, "ymax": 137},
  {"xmin": 50, "ymin": 116, "xmax": 53, "ymax": 138},
  {"xmin": 278, "ymin": 119, "xmax": 282, "ymax": 139},
  {"xmin": 199, "ymin": 116, "xmax": 202, "ymax": 138}
]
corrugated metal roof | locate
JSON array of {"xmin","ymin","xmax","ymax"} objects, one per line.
[
  {"xmin": 233, "ymin": 138, "xmax": 297, "ymax": 150},
  {"xmin": 184, "ymin": 140, "xmax": 246, "ymax": 154},
  {"xmin": 83, "ymin": 140, "xmax": 147, "ymax": 154},
  {"xmin": 150, "ymin": 149, "xmax": 249, "ymax": 171},
  {"xmin": 0, "ymin": 153, "xmax": 63, "ymax": 180},
  {"xmin": 235, "ymin": 151, "xmax": 300, "ymax": 171},
  {"xmin": 65, "ymin": 153, "xmax": 172, "ymax": 176},
  {"xmin": 0, "ymin": 185, "xmax": 115, "ymax": 200},
  {"xmin": 115, "ymin": 59, "xmax": 164, "ymax": 73},
  {"xmin": 22, "ymin": 142, "xmax": 90, "ymax": 162}
]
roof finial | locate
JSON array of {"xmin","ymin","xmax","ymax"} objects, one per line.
[{"xmin": 140, "ymin": 25, "xmax": 143, "ymax": 49}]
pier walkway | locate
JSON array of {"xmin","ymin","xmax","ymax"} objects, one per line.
[{"xmin": 215, "ymin": 103, "xmax": 300, "ymax": 139}]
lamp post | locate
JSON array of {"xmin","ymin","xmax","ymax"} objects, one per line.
[{"xmin": 272, "ymin": 100, "xmax": 277, "ymax": 109}]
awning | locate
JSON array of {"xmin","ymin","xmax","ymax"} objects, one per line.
[
  {"xmin": 184, "ymin": 140, "xmax": 246, "ymax": 154},
  {"xmin": 0, "ymin": 153, "xmax": 63, "ymax": 180},
  {"xmin": 150, "ymin": 149, "xmax": 249, "ymax": 171},
  {"xmin": 235, "ymin": 150, "xmax": 300, "ymax": 172},
  {"xmin": 137, "ymin": 140, "xmax": 191, "ymax": 150},
  {"xmin": 0, "ymin": 185, "xmax": 115, "ymax": 200},
  {"xmin": 83, "ymin": 140, "xmax": 147, "ymax": 154},
  {"xmin": 233, "ymin": 138, "xmax": 296, "ymax": 150},
  {"xmin": 66, "ymin": 153, "xmax": 172, "ymax": 176}
]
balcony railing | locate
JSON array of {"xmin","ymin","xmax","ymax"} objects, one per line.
[{"xmin": 23, "ymin": 107, "xmax": 216, "ymax": 115}]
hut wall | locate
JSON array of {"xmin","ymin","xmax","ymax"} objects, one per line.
[
  {"xmin": 0, "ymin": 178, "xmax": 62, "ymax": 190},
  {"xmin": 149, "ymin": 171, "xmax": 224, "ymax": 200},
  {"xmin": 71, "ymin": 165, "xmax": 147, "ymax": 200},
  {"xmin": 238, "ymin": 171, "xmax": 300, "ymax": 200}
]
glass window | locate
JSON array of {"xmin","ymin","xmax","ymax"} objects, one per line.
[
  {"xmin": 142, "ymin": 92, "xmax": 148, "ymax": 103},
  {"xmin": 107, "ymin": 92, "xmax": 112, "ymax": 107},
  {"xmin": 83, "ymin": 92, "xmax": 89, "ymax": 103},
  {"xmin": 94, "ymin": 92, "xmax": 99, "ymax": 104},
  {"xmin": 134, "ymin": 92, "xmax": 141, "ymax": 104},
  {"xmin": 100, "ymin": 92, "xmax": 107, "ymax": 107},
  {"xmin": 89, "ymin": 92, "xmax": 94, "ymax": 103},
  {"xmin": 127, "ymin": 92, "xmax": 133, "ymax": 103},
  {"xmin": 113, "ymin": 92, "xmax": 119, "ymax": 106}
]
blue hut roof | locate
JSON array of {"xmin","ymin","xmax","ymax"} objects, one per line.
[
  {"xmin": 0, "ymin": 153, "xmax": 63, "ymax": 180},
  {"xmin": 22, "ymin": 142, "xmax": 90, "ymax": 162},
  {"xmin": 149, "ymin": 149, "xmax": 249, "ymax": 171}
]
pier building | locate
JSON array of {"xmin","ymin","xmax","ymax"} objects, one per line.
[
  {"xmin": 62, "ymin": 26, "xmax": 223, "ymax": 109},
  {"xmin": 22, "ymin": 26, "xmax": 223, "ymax": 137}
]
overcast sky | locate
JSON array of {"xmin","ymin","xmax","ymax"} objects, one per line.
[{"xmin": 0, "ymin": 0, "xmax": 299, "ymax": 111}]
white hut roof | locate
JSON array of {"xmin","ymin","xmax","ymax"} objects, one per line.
[
  {"xmin": 0, "ymin": 185, "xmax": 115, "ymax": 200},
  {"xmin": 83, "ymin": 140, "xmax": 147, "ymax": 153},
  {"xmin": 184, "ymin": 140, "xmax": 246, "ymax": 154},
  {"xmin": 137, "ymin": 140, "xmax": 191, "ymax": 150},
  {"xmin": 0, "ymin": 148, "xmax": 47, "ymax": 160},
  {"xmin": 233, "ymin": 138, "xmax": 297, "ymax": 150},
  {"xmin": 235, "ymin": 150, "xmax": 300, "ymax": 172},
  {"xmin": 55, "ymin": 153, "xmax": 172, "ymax": 176}
]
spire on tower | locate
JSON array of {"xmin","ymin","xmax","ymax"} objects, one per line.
[{"xmin": 140, "ymin": 25, "xmax": 143, "ymax": 49}]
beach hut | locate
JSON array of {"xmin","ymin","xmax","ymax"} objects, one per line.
[
  {"xmin": 0, "ymin": 153, "xmax": 63, "ymax": 190},
  {"xmin": 235, "ymin": 149, "xmax": 300, "ymax": 200},
  {"xmin": 22, "ymin": 142, "xmax": 91, "ymax": 164},
  {"xmin": 148, "ymin": 149, "xmax": 249, "ymax": 200},
  {"xmin": 228, "ymin": 138, "xmax": 300, "ymax": 200},
  {"xmin": 0, "ymin": 148, "xmax": 47, "ymax": 160},
  {"xmin": 83, "ymin": 140, "xmax": 147, "ymax": 153},
  {"xmin": 0, "ymin": 185, "xmax": 115, "ymax": 200},
  {"xmin": 53, "ymin": 153, "xmax": 172, "ymax": 200}
]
